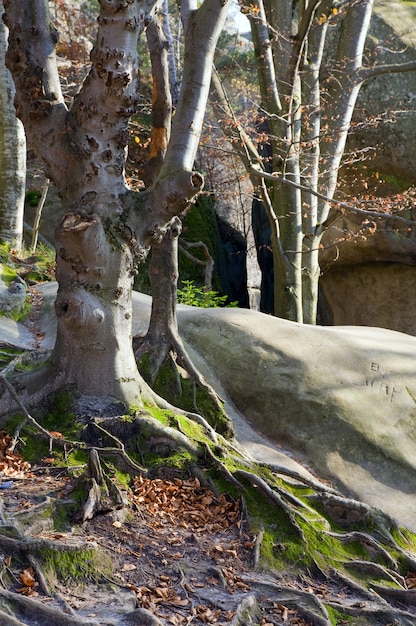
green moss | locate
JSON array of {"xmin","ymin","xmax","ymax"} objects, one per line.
[
  {"xmin": 1, "ymin": 264, "xmax": 18, "ymax": 284},
  {"xmin": 103, "ymin": 215, "xmax": 127, "ymax": 252},
  {"xmin": 391, "ymin": 526, "xmax": 416, "ymax": 551},
  {"xmin": 38, "ymin": 546, "xmax": 110, "ymax": 586},
  {"xmin": 2, "ymin": 389, "xmax": 86, "ymax": 467},
  {"xmin": 42, "ymin": 389, "xmax": 80, "ymax": 439},
  {"xmin": 325, "ymin": 606, "xmax": 355, "ymax": 625},
  {"xmin": 114, "ymin": 469, "xmax": 131, "ymax": 490},
  {"xmin": 16, "ymin": 426, "xmax": 49, "ymax": 464},
  {"xmin": 145, "ymin": 450, "xmax": 195, "ymax": 474},
  {"xmin": 142, "ymin": 400, "xmax": 173, "ymax": 427},
  {"xmin": 141, "ymin": 356, "xmax": 232, "ymax": 437},
  {"xmin": 0, "ymin": 241, "xmax": 12, "ymax": 261},
  {"xmin": 25, "ymin": 189, "xmax": 42, "ymax": 207},
  {"xmin": 174, "ymin": 414, "xmax": 211, "ymax": 444},
  {"xmin": 237, "ymin": 476, "xmax": 309, "ymax": 573}
]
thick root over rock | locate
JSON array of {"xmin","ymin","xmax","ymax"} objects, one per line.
[{"xmin": 1, "ymin": 369, "xmax": 416, "ymax": 624}]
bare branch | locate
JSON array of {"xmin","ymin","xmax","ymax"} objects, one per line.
[
  {"xmin": 145, "ymin": 17, "xmax": 172, "ymax": 184},
  {"xmin": 249, "ymin": 166, "xmax": 416, "ymax": 229},
  {"xmin": 359, "ymin": 60, "xmax": 416, "ymax": 82}
]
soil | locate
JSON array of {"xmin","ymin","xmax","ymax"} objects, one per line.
[
  {"xmin": 3, "ymin": 458, "xmax": 416, "ymax": 626},
  {"xmin": 0, "ymin": 459, "xmax": 370, "ymax": 626}
]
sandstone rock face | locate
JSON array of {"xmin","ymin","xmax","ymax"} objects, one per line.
[
  {"xmin": 320, "ymin": 208, "xmax": 416, "ymax": 334},
  {"xmin": 351, "ymin": 0, "xmax": 416, "ymax": 184},
  {"xmin": 175, "ymin": 305, "xmax": 416, "ymax": 531},
  {"xmin": 320, "ymin": 262, "xmax": 416, "ymax": 334}
]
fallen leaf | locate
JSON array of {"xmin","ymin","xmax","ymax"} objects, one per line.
[
  {"xmin": 42, "ymin": 457, "xmax": 55, "ymax": 465},
  {"xmin": 121, "ymin": 563, "xmax": 136, "ymax": 572},
  {"xmin": 19, "ymin": 568, "xmax": 36, "ymax": 587}
]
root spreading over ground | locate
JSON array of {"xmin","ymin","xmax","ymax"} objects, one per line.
[{"xmin": 1, "ymin": 383, "xmax": 416, "ymax": 626}]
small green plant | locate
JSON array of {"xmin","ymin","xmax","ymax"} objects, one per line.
[
  {"xmin": 177, "ymin": 280, "xmax": 237, "ymax": 308},
  {"xmin": 25, "ymin": 189, "xmax": 42, "ymax": 207}
]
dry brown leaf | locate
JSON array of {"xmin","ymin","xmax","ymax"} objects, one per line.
[
  {"xmin": 19, "ymin": 568, "xmax": 36, "ymax": 587},
  {"xmin": 17, "ymin": 587, "xmax": 39, "ymax": 596},
  {"xmin": 406, "ymin": 574, "xmax": 416, "ymax": 589},
  {"xmin": 121, "ymin": 563, "xmax": 136, "ymax": 572}
]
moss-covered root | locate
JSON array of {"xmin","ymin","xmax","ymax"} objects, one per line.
[
  {"xmin": 73, "ymin": 448, "xmax": 126, "ymax": 522},
  {"xmin": 136, "ymin": 338, "xmax": 234, "ymax": 439}
]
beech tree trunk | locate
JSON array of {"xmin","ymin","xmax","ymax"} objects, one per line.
[
  {"xmin": 246, "ymin": 0, "xmax": 376, "ymax": 323},
  {"xmin": 4, "ymin": 0, "xmax": 229, "ymax": 407},
  {"xmin": 0, "ymin": 0, "xmax": 25, "ymax": 252}
]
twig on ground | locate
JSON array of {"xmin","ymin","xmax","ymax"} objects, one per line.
[{"xmin": 253, "ymin": 526, "xmax": 264, "ymax": 570}]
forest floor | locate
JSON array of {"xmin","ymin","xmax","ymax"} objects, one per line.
[
  {"xmin": 0, "ymin": 451, "xmax": 382, "ymax": 626},
  {"xmin": 3, "ymin": 447, "xmax": 415, "ymax": 626}
]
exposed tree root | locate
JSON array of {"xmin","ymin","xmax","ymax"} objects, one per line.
[
  {"xmin": 202, "ymin": 442, "xmax": 245, "ymax": 491},
  {"xmin": 345, "ymin": 559, "xmax": 406, "ymax": 586},
  {"xmin": 0, "ymin": 531, "xmax": 99, "ymax": 556},
  {"xmin": 142, "ymin": 380, "xmax": 220, "ymax": 444},
  {"xmin": 134, "ymin": 220, "xmax": 233, "ymax": 439},
  {"xmin": 0, "ymin": 588, "xmax": 96, "ymax": 626},
  {"xmin": 323, "ymin": 598, "xmax": 416, "ymax": 626},
  {"xmin": 0, "ymin": 503, "xmax": 98, "ymax": 624},
  {"xmin": 264, "ymin": 462, "xmax": 342, "ymax": 496},
  {"xmin": 325, "ymin": 530, "xmax": 398, "ymax": 570},
  {"xmin": 0, "ymin": 372, "xmax": 149, "ymax": 477},
  {"xmin": 239, "ymin": 578, "xmax": 332, "ymax": 626},
  {"xmin": 2, "ymin": 351, "xmax": 416, "ymax": 625}
]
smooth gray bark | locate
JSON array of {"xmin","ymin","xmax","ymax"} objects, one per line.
[
  {"xmin": 221, "ymin": 0, "xmax": 413, "ymax": 323},
  {"xmin": 0, "ymin": 0, "xmax": 25, "ymax": 252},
  {"xmin": 3, "ymin": 0, "xmax": 229, "ymax": 406}
]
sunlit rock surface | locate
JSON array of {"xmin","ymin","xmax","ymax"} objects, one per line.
[{"xmin": 2, "ymin": 283, "xmax": 416, "ymax": 530}]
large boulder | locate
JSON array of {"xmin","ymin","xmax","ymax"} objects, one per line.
[
  {"xmin": 319, "ymin": 208, "xmax": 416, "ymax": 333},
  {"xmin": 2, "ymin": 284, "xmax": 416, "ymax": 531},
  {"xmin": 175, "ymin": 306, "xmax": 416, "ymax": 531}
]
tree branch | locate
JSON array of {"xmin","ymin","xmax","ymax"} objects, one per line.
[
  {"xmin": 160, "ymin": 0, "xmax": 230, "ymax": 177},
  {"xmin": 249, "ymin": 166, "xmax": 416, "ymax": 229},
  {"xmin": 359, "ymin": 60, "xmax": 416, "ymax": 82},
  {"xmin": 144, "ymin": 16, "xmax": 172, "ymax": 184},
  {"xmin": 3, "ymin": 0, "xmax": 68, "ymax": 181}
]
